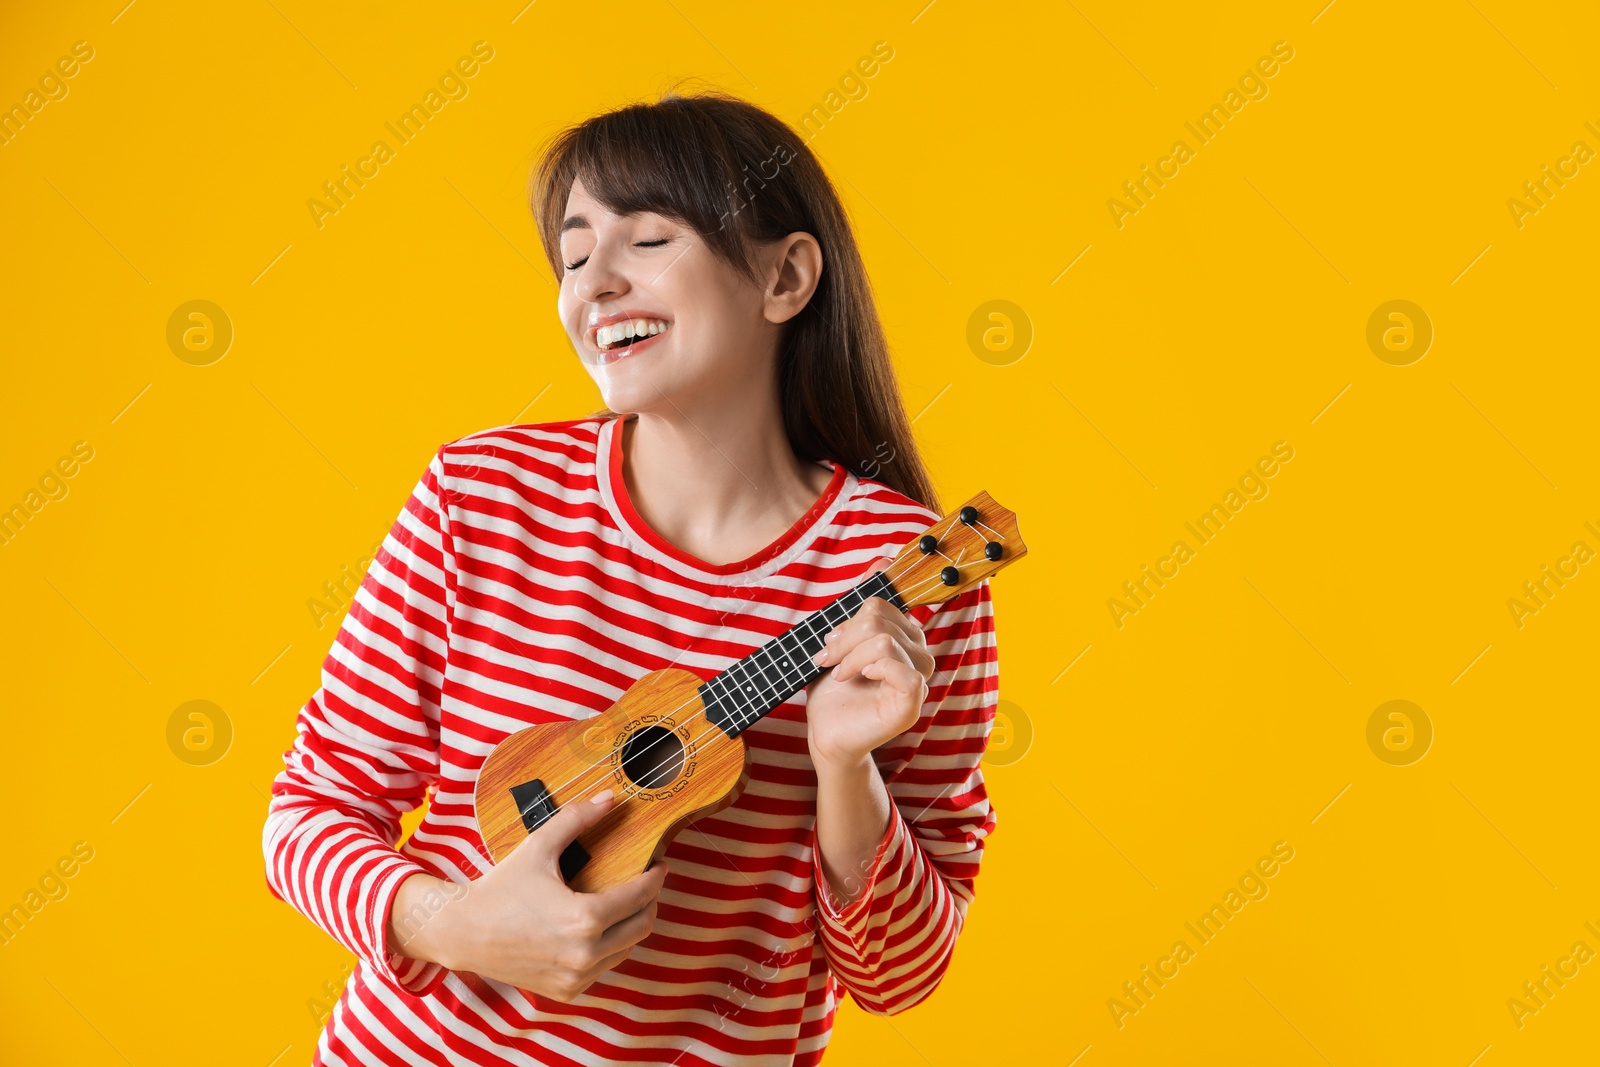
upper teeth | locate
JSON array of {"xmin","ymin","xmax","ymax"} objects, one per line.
[{"xmin": 596, "ymin": 319, "xmax": 669, "ymax": 349}]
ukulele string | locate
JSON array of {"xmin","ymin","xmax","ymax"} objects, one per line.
[
  {"xmin": 525, "ymin": 550, "xmax": 947, "ymax": 811},
  {"xmin": 536, "ymin": 559, "xmax": 966, "ymax": 834},
  {"xmin": 577, "ymin": 530, "xmax": 1006, "ymax": 848},
  {"xmin": 549, "ymin": 556, "xmax": 991, "ymax": 859}
]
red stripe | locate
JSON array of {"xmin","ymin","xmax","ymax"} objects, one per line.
[{"xmin": 264, "ymin": 416, "xmax": 1001, "ymax": 1064}]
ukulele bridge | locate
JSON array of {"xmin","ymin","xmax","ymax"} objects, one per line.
[{"xmin": 507, "ymin": 777, "xmax": 590, "ymax": 882}]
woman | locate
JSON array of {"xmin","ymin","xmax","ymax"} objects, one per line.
[{"xmin": 263, "ymin": 88, "xmax": 999, "ymax": 1066}]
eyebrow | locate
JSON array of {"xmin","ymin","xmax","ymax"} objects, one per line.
[{"xmin": 561, "ymin": 209, "xmax": 661, "ymax": 235}]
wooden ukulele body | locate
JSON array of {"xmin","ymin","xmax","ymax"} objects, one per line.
[
  {"xmin": 474, "ymin": 668, "xmax": 748, "ymax": 893},
  {"xmin": 474, "ymin": 489, "xmax": 1027, "ymax": 894}
]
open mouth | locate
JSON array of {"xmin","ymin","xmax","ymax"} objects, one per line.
[{"xmin": 592, "ymin": 318, "xmax": 671, "ymax": 363}]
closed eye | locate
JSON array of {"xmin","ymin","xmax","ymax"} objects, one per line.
[{"xmin": 564, "ymin": 238, "xmax": 671, "ymax": 272}]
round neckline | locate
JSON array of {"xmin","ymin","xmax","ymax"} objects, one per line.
[{"xmin": 605, "ymin": 413, "xmax": 848, "ymax": 576}]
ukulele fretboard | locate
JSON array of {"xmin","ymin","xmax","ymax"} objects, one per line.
[{"xmin": 700, "ymin": 570, "xmax": 907, "ymax": 737}]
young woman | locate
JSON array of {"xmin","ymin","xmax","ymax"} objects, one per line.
[{"xmin": 264, "ymin": 88, "xmax": 1000, "ymax": 1066}]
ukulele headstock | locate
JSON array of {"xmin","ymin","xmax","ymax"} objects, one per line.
[{"xmin": 886, "ymin": 491, "xmax": 1027, "ymax": 610}]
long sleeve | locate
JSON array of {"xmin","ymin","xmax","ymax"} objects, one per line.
[
  {"xmin": 810, "ymin": 579, "xmax": 999, "ymax": 1015},
  {"xmin": 262, "ymin": 448, "xmax": 456, "ymax": 998}
]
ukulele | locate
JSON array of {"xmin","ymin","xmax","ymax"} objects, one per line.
[{"xmin": 472, "ymin": 491, "xmax": 1027, "ymax": 893}]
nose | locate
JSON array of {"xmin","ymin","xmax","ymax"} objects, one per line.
[{"xmin": 572, "ymin": 237, "xmax": 630, "ymax": 305}]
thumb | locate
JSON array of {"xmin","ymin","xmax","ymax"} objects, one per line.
[
  {"xmin": 864, "ymin": 554, "xmax": 895, "ymax": 578},
  {"xmin": 511, "ymin": 787, "xmax": 617, "ymax": 872}
]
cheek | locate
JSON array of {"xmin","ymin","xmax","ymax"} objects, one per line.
[
  {"xmin": 677, "ymin": 289, "xmax": 759, "ymax": 361},
  {"xmin": 557, "ymin": 290, "xmax": 585, "ymax": 345}
]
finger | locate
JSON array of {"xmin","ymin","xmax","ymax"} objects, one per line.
[
  {"xmin": 515, "ymin": 786, "xmax": 617, "ymax": 872},
  {"xmin": 819, "ymin": 602, "xmax": 918, "ymax": 672},
  {"xmin": 848, "ymin": 613, "xmax": 934, "ymax": 680},
  {"xmin": 586, "ymin": 860, "xmax": 668, "ymax": 926},
  {"xmin": 583, "ymin": 944, "xmax": 638, "ymax": 982},
  {"xmin": 859, "ymin": 597, "xmax": 923, "ymax": 648},
  {"xmin": 848, "ymin": 583, "xmax": 926, "ymax": 645},
  {"xmin": 832, "ymin": 631, "xmax": 907, "ymax": 683},
  {"xmin": 873, "ymin": 609, "xmax": 933, "ymax": 679},
  {"xmin": 594, "ymin": 896, "xmax": 657, "ymax": 957},
  {"xmin": 853, "ymin": 632, "xmax": 934, "ymax": 687},
  {"xmin": 860, "ymin": 654, "xmax": 928, "ymax": 700}
]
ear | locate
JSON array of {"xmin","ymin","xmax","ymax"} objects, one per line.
[{"xmin": 762, "ymin": 232, "xmax": 823, "ymax": 326}]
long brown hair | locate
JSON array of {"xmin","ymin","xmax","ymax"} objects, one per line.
[{"xmin": 528, "ymin": 86, "xmax": 941, "ymax": 514}]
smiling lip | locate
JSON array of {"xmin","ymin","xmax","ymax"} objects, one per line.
[
  {"xmin": 599, "ymin": 328, "xmax": 666, "ymax": 364},
  {"xmin": 586, "ymin": 311, "xmax": 671, "ymax": 350}
]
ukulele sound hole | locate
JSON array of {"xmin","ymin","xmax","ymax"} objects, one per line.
[{"xmin": 620, "ymin": 726, "xmax": 686, "ymax": 792}]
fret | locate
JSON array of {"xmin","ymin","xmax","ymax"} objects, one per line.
[
  {"xmin": 789, "ymin": 619, "xmax": 825, "ymax": 660},
  {"xmin": 708, "ymin": 670, "xmax": 756, "ymax": 725},
  {"xmin": 729, "ymin": 661, "xmax": 760, "ymax": 705},
  {"xmin": 701, "ymin": 571, "xmax": 908, "ymax": 738},
  {"xmin": 751, "ymin": 644, "xmax": 789, "ymax": 692}
]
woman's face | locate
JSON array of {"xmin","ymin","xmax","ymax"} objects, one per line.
[{"xmin": 556, "ymin": 175, "xmax": 777, "ymax": 416}]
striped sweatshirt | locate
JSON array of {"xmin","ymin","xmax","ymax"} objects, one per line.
[{"xmin": 263, "ymin": 413, "xmax": 1000, "ymax": 1066}]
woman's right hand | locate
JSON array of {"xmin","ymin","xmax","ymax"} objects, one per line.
[{"xmin": 387, "ymin": 788, "xmax": 668, "ymax": 1002}]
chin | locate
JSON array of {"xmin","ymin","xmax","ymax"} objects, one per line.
[
  {"xmin": 594, "ymin": 362, "xmax": 699, "ymax": 414},
  {"xmin": 593, "ymin": 379, "xmax": 658, "ymax": 416}
]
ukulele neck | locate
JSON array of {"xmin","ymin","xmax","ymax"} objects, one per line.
[
  {"xmin": 699, "ymin": 570, "xmax": 908, "ymax": 738},
  {"xmin": 697, "ymin": 489, "xmax": 1028, "ymax": 739}
]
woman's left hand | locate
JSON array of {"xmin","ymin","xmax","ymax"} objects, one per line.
[{"xmin": 805, "ymin": 558, "xmax": 936, "ymax": 772}]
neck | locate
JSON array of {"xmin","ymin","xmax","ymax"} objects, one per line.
[
  {"xmin": 700, "ymin": 569, "xmax": 908, "ymax": 737},
  {"xmin": 623, "ymin": 390, "xmax": 825, "ymax": 543}
]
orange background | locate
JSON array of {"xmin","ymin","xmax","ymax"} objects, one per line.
[{"xmin": 2, "ymin": 1, "xmax": 1598, "ymax": 1064}]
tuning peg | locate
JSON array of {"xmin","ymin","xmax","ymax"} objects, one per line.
[
  {"xmin": 941, "ymin": 566, "xmax": 960, "ymax": 586},
  {"xmin": 959, "ymin": 506, "xmax": 978, "ymax": 525},
  {"xmin": 919, "ymin": 534, "xmax": 938, "ymax": 554}
]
